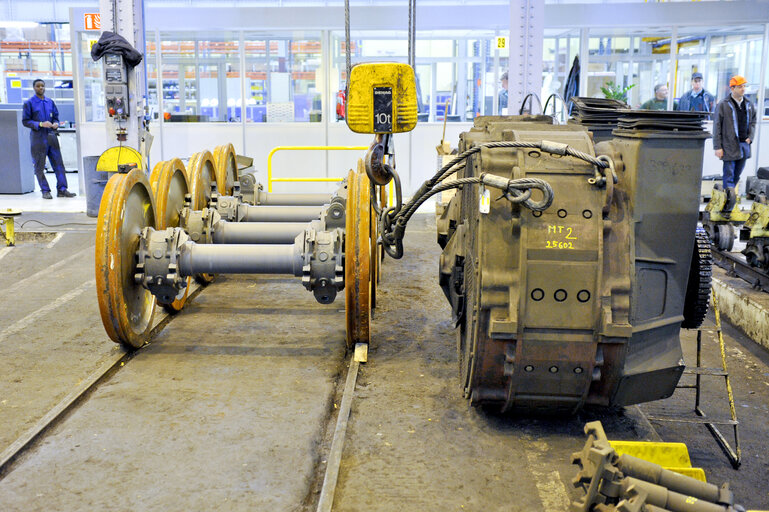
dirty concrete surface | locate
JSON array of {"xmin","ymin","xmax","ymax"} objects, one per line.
[{"xmin": 0, "ymin": 213, "xmax": 767, "ymax": 510}]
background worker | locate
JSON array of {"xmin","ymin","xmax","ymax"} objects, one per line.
[
  {"xmin": 21, "ymin": 78, "xmax": 76, "ymax": 199},
  {"xmin": 498, "ymin": 71, "xmax": 508, "ymax": 113},
  {"xmin": 713, "ymin": 75, "xmax": 756, "ymax": 211},
  {"xmin": 675, "ymin": 72, "xmax": 715, "ymax": 115},
  {"xmin": 640, "ymin": 84, "xmax": 668, "ymax": 110}
]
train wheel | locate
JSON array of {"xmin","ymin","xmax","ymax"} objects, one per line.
[
  {"xmin": 370, "ymin": 195, "xmax": 378, "ymax": 309},
  {"xmin": 213, "ymin": 143, "xmax": 238, "ymax": 196},
  {"xmin": 744, "ymin": 244, "xmax": 761, "ymax": 268},
  {"xmin": 151, "ymin": 159, "xmax": 191, "ymax": 312},
  {"xmin": 359, "ymin": 160, "xmax": 379, "ymax": 310},
  {"xmin": 345, "ymin": 168, "xmax": 372, "ymax": 349},
  {"xmin": 188, "ymin": 150, "xmax": 217, "ymax": 210},
  {"xmin": 188, "ymin": 150, "xmax": 217, "ymax": 283},
  {"xmin": 717, "ymin": 223, "xmax": 734, "ymax": 251},
  {"xmin": 95, "ymin": 169, "xmax": 157, "ymax": 348}
]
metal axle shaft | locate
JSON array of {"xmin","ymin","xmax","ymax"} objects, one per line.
[
  {"xmin": 212, "ymin": 222, "xmax": 305, "ymax": 244},
  {"xmin": 256, "ymin": 191, "xmax": 330, "ymax": 206},
  {"xmin": 178, "ymin": 242, "xmax": 301, "ymax": 276},
  {"xmin": 241, "ymin": 205, "xmax": 322, "ymax": 223}
]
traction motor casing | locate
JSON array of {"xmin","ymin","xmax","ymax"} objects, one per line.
[{"xmin": 438, "ymin": 116, "xmax": 707, "ymax": 413}]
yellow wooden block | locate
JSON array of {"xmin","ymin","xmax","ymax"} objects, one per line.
[
  {"xmin": 610, "ymin": 441, "xmax": 692, "ymax": 467},
  {"xmin": 665, "ymin": 467, "xmax": 707, "ymax": 482},
  {"xmin": 609, "ymin": 441, "xmax": 707, "ymax": 482}
]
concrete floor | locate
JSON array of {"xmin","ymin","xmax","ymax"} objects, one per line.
[{"xmin": 0, "ymin": 212, "xmax": 767, "ymax": 510}]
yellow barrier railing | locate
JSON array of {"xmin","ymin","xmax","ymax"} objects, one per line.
[
  {"xmin": 266, "ymin": 145, "xmax": 395, "ymax": 208},
  {"xmin": 267, "ymin": 146, "xmax": 368, "ymax": 192}
]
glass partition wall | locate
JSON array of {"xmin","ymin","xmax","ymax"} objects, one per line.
[{"xmin": 329, "ymin": 30, "xmax": 507, "ymax": 123}]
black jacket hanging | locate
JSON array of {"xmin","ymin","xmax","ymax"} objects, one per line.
[{"xmin": 91, "ymin": 31, "xmax": 143, "ymax": 68}]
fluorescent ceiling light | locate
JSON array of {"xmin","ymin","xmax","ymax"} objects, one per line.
[{"xmin": 0, "ymin": 21, "xmax": 40, "ymax": 29}]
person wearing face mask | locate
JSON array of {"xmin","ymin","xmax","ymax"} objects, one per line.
[
  {"xmin": 713, "ymin": 75, "xmax": 756, "ymax": 212},
  {"xmin": 676, "ymin": 72, "xmax": 715, "ymax": 116},
  {"xmin": 21, "ymin": 78, "xmax": 76, "ymax": 199}
]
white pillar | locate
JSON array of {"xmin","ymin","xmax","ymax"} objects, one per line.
[
  {"xmin": 667, "ymin": 26, "xmax": 677, "ymax": 111},
  {"xmin": 508, "ymin": 0, "xmax": 544, "ymax": 113},
  {"xmin": 578, "ymin": 28, "xmax": 589, "ymax": 98},
  {"xmin": 751, "ymin": 23, "xmax": 769, "ymax": 176}
]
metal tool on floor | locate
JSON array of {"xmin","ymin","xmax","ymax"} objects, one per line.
[
  {"xmin": 0, "ymin": 208, "xmax": 22, "ymax": 246},
  {"xmin": 571, "ymin": 421, "xmax": 746, "ymax": 511},
  {"xmin": 646, "ymin": 289, "xmax": 741, "ymax": 469}
]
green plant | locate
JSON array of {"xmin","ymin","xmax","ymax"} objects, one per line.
[{"xmin": 600, "ymin": 81, "xmax": 635, "ymax": 103}]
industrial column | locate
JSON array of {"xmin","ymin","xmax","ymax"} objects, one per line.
[{"xmin": 507, "ymin": 0, "xmax": 544, "ymax": 113}]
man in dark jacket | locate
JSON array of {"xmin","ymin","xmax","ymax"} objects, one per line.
[
  {"xmin": 21, "ymin": 79, "xmax": 76, "ymax": 199},
  {"xmin": 676, "ymin": 72, "xmax": 715, "ymax": 116},
  {"xmin": 713, "ymin": 75, "xmax": 756, "ymax": 210}
]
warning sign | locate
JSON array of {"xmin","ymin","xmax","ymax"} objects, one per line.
[{"xmin": 84, "ymin": 13, "xmax": 101, "ymax": 31}]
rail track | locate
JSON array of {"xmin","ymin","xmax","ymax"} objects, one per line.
[
  {"xmin": 0, "ymin": 284, "xmax": 204, "ymax": 479},
  {"xmin": 0, "ymin": 275, "xmax": 364, "ymax": 511},
  {"xmin": 710, "ymin": 244, "xmax": 769, "ymax": 293}
]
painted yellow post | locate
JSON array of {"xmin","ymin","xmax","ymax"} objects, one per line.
[{"xmin": 0, "ymin": 209, "xmax": 22, "ymax": 246}]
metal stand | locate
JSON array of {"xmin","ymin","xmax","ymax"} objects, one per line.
[{"xmin": 647, "ymin": 290, "xmax": 741, "ymax": 469}]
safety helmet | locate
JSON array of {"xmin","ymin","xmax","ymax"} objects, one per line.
[{"xmin": 729, "ymin": 75, "xmax": 747, "ymax": 87}]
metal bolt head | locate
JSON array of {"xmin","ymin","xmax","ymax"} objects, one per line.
[
  {"xmin": 319, "ymin": 251, "xmax": 328, "ymax": 262},
  {"xmin": 524, "ymin": 365, "xmax": 534, "ymax": 372},
  {"xmin": 574, "ymin": 367, "xmax": 583, "ymax": 374},
  {"xmin": 549, "ymin": 366, "xmax": 558, "ymax": 373},
  {"xmin": 153, "ymin": 249, "xmax": 163, "ymax": 259}
]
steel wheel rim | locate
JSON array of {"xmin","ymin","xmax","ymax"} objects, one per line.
[
  {"xmin": 214, "ymin": 143, "xmax": 237, "ymax": 196},
  {"xmin": 189, "ymin": 150, "xmax": 216, "ymax": 210},
  {"xmin": 189, "ymin": 151, "xmax": 217, "ymax": 283},
  {"xmin": 345, "ymin": 168, "xmax": 372, "ymax": 348},
  {"xmin": 95, "ymin": 169, "xmax": 156, "ymax": 348},
  {"xmin": 154, "ymin": 159, "xmax": 191, "ymax": 311}
]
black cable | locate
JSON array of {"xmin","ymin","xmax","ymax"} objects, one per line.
[{"xmin": 20, "ymin": 219, "xmax": 97, "ymax": 228}]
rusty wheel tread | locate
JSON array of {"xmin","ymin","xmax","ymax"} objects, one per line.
[
  {"xmin": 345, "ymin": 165, "xmax": 372, "ymax": 348},
  {"xmin": 188, "ymin": 150, "xmax": 217, "ymax": 283},
  {"xmin": 152, "ymin": 159, "xmax": 191, "ymax": 311},
  {"xmin": 95, "ymin": 169, "xmax": 157, "ymax": 348},
  {"xmin": 213, "ymin": 143, "xmax": 238, "ymax": 196}
]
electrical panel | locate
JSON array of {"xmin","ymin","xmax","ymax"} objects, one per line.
[{"xmin": 104, "ymin": 53, "xmax": 129, "ymax": 119}]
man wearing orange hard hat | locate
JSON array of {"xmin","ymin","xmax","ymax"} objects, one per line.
[{"xmin": 713, "ymin": 74, "xmax": 756, "ymax": 210}]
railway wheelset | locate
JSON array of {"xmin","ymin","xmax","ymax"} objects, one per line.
[{"xmin": 95, "ymin": 142, "xmax": 383, "ymax": 350}]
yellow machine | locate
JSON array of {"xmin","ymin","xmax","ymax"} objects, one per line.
[{"xmin": 345, "ymin": 62, "xmax": 418, "ymax": 135}]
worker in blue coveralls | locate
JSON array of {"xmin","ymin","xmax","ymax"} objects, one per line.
[{"xmin": 22, "ymin": 79, "xmax": 76, "ymax": 199}]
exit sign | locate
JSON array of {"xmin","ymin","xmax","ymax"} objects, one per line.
[{"xmin": 84, "ymin": 13, "xmax": 101, "ymax": 31}]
